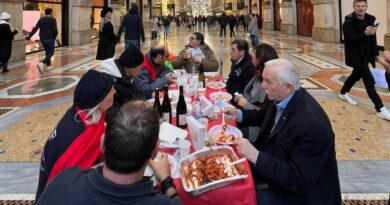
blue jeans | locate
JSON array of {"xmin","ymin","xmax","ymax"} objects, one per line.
[
  {"xmin": 41, "ymin": 39, "xmax": 55, "ymax": 66},
  {"xmin": 256, "ymin": 189, "xmax": 271, "ymax": 205},
  {"xmin": 125, "ymin": 39, "xmax": 140, "ymax": 49},
  {"xmin": 250, "ymin": 34, "xmax": 259, "ymax": 47},
  {"xmin": 163, "ymin": 26, "xmax": 169, "ymax": 37}
]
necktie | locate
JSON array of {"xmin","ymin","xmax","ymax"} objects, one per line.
[{"xmin": 271, "ymin": 106, "xmax": 284, "ymax": 133}]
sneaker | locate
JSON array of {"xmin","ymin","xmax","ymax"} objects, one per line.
[
  {"xmin": 46, "ymin": 66, "xmax": 54, "ymax": 71},
  {"xmin": 377, "ymin": 107, "xmax": 390, "ymax": 121},
  {"xmin": 338, "ymin": 93, "xmax": 357, "ymax": 105},
  {"xmin": 36, "ymin": 63, "xmax": 45, "ymax": 74}
]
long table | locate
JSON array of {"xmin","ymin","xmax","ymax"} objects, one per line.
[{"xmin": 160, "ymin": 84, "xmax": 256, "ymax": 205}]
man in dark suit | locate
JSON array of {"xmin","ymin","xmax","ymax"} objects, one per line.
[{"xmin": 224, "ymin": 58, "xmax": 341, "ymax": 205}]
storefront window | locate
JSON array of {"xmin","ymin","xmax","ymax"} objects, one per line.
[
  {"xmin": 91, "ymin": 0, "xmax": 105, "ymax": 39},
  {"xmin": 23, "ymin": 1, "xmax": 63, "ymax": 53}
]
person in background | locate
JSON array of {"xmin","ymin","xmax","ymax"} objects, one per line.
[
  {"xmin": 151, "ymin": 14, "xmax": 159, "ymax": 40},
  {"xmin": 224, "ymin": 58, "xmax": 342, "ymax": 205},
  {"xmin": 35, "ymin": 70, "xmax": 115, "ymax": 202},
  {"xmin": 377, "ymin": 50, "xmax": 390, "ymax": 91},
  {"xmin": 234, "ymin": 43, "xmax": 278, "ymax": 141},
  {"xmin": 226, "ymin": 39, "xmax": 255, "ymax": 102},
  {"xmin": 117, "ymin": 3, "xmax": 145, "ymax": 48},
  {"xmin": 132, "ymin": 44, "xmax": 172, "ymax": 99},
  {"xmin": 228, "ymin": 14, "xmax": 237, "ymax": 38},
  {"xmin": 36, "ymin": 101, "xmax": 182, "ymax": 205},
  {"xmin": 162, "ymin": 16, "xmax": 171, "ymax": 39},
  {"xmin": 339, "ymin": 0, "xmax": 390, "ymax": 121},
  {"xmin": 219, "ymin": 12, "xmax": 227, "ymax": 37},
  {"xmin": 27, "ymin": 8, "xmax": 58, "ymax": 73},
  {"xmin": 100, "ymin": 45, "xmax": 145, "ymax": 118},
  {"xmin": 0, "ymin": 12, "xmax": 18, "ymax": 73},
  {"xmin": 248, "ymin": 13, "xmax": 260, "ymax": 48},
  {"xmin": 96, "ymin": 7, "xmax": 117, "ymax": 60},
  {"xmin": 173, "ymin": 32, "xmax": 218, "ymax": 73}
]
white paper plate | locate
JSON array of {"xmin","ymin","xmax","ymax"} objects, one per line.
[
  {"xmin": 159, "ymin": 122, "xmax": 188, "ymax": 148},
  {"xmin": 207, "ymin": 81, "xmax": 226, "ymax": 90},
  {"xmin": 209, "ymin": 92, "xmax": 233, "ymax": 101},
  {"xmin": 208, "ymin": 124, "xmax": 243, "ymax": 145}
]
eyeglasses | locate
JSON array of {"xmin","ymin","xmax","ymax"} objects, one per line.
[{"xmin": 189, "ymin": 36, "xmax": 196, "ymax": 40}]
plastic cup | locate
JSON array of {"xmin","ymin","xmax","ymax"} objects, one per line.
[
  {"xmin": 197, "ymin": 117, "xmax": 209, "ymax": 128},
  {"xmin": 178, "ymin": 139, "xmax": 191, "ymax": 157},
  {"xmin": 197, "ymin": 87, "xmax": 206, "ymax": 96}
]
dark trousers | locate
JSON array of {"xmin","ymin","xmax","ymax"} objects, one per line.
[
  {"xmin": 256, "ymin": 189, "xmax": 271, "ymax": 205},
  {"xmin": 340, "ymin": 65, "xmax": 384, "ymax": 112},
  {"xmin": 229, "ymin": 25, "xmax": 235, "ymax": 37},
  {"xmin": 386, "ymin": 72, "xmax": 390, "ymax": 91},
  {"xmin": 41, "ymin": 39, "xmax": 55, "ymax": 66},
  {"xmin": 151, "ymin": 31, "xmax": 157, "ymax": 40},
  {"xmin": 220, "ymin": 25, "xmax": 226, "ymax": 37},
  {"xmin": 0, "ymin": 61, "xmax": 8, "ymax": 72}
]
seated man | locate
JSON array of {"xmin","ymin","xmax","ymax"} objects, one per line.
[
  {"xmin": 173, "ymin": 32, "xmax": 218, "ymax": 73},
  {"xmin": 100, "ymin": 45, "xmax": 145, "ymax": 118},
  {"xmin": 378, "ymin": 50, "xmax": 390, "ymax": 91},
  {"xmin": 224, "ymin": 59, "xmax": 341, "ymax": 205},
  {"xmin": 37, "ymin": 101, "xmax": 182, "ymax": 205},
  {"xmin": 133, "ymin": 44, "xmax": 172, "ymax": 99},
  {"xmin": 226, "ymin": 39, "xmax": 255, "ymax": 102}
]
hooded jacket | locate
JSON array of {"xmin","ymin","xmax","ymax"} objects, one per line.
[
  {"xmin": 37, "ymin": 167, "xmax": 182, "ymax": 205},
  {"xmin": 100, "ymin": 58, "xmax": 144, "ymax": 107},
  {"xmin": 343, "ymin": 12, "xmax": 379, "ymax": 68},
  {"xmin": 173, "ymin": 43, "xmax": 218, "ymax": 73},
  {"xmin": 132, "ymin": 53, "xmax": 171, "ymax": 99}
]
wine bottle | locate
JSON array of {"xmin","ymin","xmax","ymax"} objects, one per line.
[
  {"xmin": 153, "ymin": 88, "xmax": 162, "ymax": 117},
  {"xmin": 161, "ymin": 85, "xmax": 172, "ymax": 124},
  {"xmin": 176, "ymin": 86, "xmax": 187, "ymax": 128},
  {"xmin": 198, "ymin": 63, "xmax": 206, "ymax": 88}
]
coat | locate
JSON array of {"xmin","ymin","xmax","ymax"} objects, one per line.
[
  {"xmin": 173, "ymin": 44, "xmax": 219, "ymax": 73},
  {"xmin": 343, "ymin": 12, "xmax": 379, "ymax": 68},
  {"xmin": 96, "ymin": 20, "xmax": 117, "ymax": 60},
  {"xmin": 241, "ymin": 88, "xmax": 342, "ymax": 205},
  {"xmin": 226, "ymin": 53, "xmax": 255, "ymax": 98},
  {"xmin": 0, "ymin": 22, "xmax": 17, "ymax": 62},
  {"xmin": 248, "ymin": 16, "xmax": 260, "ymax": 36},
  {"xmin": 132, "ymin": 53, "xmax": 171, "ymax": 99},
  {"xmin": 117, "ymin": 12, "xmax": 145, "ymax": 42}
]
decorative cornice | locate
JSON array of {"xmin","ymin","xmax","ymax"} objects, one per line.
[{"xmin": 311, "ymin": 0, "xmax": 334, "ymax": 5}]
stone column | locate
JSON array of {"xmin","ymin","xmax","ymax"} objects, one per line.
[
  {"xmin": 384, "ymin": 0, "xmax": 390, "ymax": 50},
  {"xmin": 280, "ymin": 0, "xmax": 296, "ymax": 34},
  {"xmin": 110, "ymin": 0, "xmax": 124, "ymax": 33},
  {"xmin": 69, "ymin": 0, "xmax": 92, "ymax": 46},
  {"xmin": 311, "ymin": 0, "xmax": 340, "ymax": 43},
  {"xmin": 0, "ymin": 0, "xmax": 25, "ymax": 63},
  {"xmin": 263, "ymin": 0, "xmax": 274, "ymax": 30}
]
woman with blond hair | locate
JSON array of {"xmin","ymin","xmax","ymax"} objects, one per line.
[{"xmin": 35, "ymin": 70, "xmax": 115, "ymax": 201}]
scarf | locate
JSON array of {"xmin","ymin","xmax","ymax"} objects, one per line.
[{"xmin": 47, "ymin": 107, "xmax": 106, "ymax": 185}]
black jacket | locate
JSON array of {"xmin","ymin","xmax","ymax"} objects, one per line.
[
  {"xmin": 226, "ymin": 54, "xmax": 255, "ymax": 98},
  {"xmin": 343, "ymin": 12, "xmax": 379, "ymax": 67},
  {"xmin": 29, "ymin": 16, "xmax": 58, "ymax": 40},
  {"xmin": 228, "ymin": 16, "xmax": 237, "ymax": 26},
  {"xmin": 96, "ymin": 21, "xmax": 117, "ymax": 60},
  {"xmin": 117, "ymin": 12, "xmax": 145, "ymax": 42},
  {"xmin": 0, "ymin": 23, "xmax": 17, "ymax": 62},
  {"xmin": 37, "ymin": 167, "xmax": 182, "ymax": 205},
  {"xmin": 241, "ymin": 88, "xmax": 342, "ymax": 205}
]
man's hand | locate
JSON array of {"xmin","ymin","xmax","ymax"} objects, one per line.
[
  {"xmin": 223, "ymin": 106, "xmax": 238, "ymax": 121},
  {"xmin": 165, "ymin": 72, "xmax": 173, "ymax": 81},
  {"xmin": 233, "ymin": 138, "xmax": 259, "ymax": 164},
  {"xmin": 378, "ymin": 51, "xmax": 390, "ymax": 73},
  {"xmin": 364, "ymin": 26, "xmax": 377, "ymax": 36},
  {"xmin": 149, "ymin": 153, "xmax": 171, "ymax": 181},
  {"xmin": 183, "ymin": 49, "xmax": 192, "ymax": 59}
]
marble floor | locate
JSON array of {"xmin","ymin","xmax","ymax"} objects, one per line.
[{"xmin": 0, "ymin": 25, "xmax": 389, "ymax": 202}]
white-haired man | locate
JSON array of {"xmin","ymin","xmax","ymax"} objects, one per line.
[{"xmin": 224, "ymin": 59, "xmax": 341, "ymax": 205}]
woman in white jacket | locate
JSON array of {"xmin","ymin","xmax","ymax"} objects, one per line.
[{"xmin": 151, "ymin": 15, "xmax": 159, "ymax": 40}]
